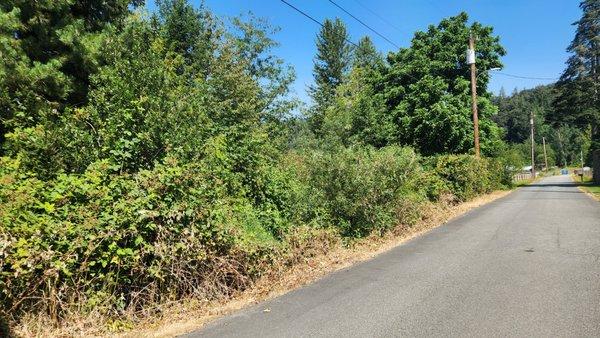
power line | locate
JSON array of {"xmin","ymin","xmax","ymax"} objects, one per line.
[
  {"xmin": 279, "ymin": 0, "xmax": 422, "ymax": 84},
  {"xmin": 351, "ymin": 0, "xmax": 405, "ymax": 33},
  {"xmin": 279, "ymin": 1, "xmax": 558, "ymax": 88},
  {"xmin": 279, "ymin": 0, "xmax": 359, "ymax": 47},
  {"xmin": 276, "ymin": 0, "xmax": 418, "ymax": 82},
  {"xmin": 327, "ymin": 0, "xmax": 400, "ymax": 49},
  {"xmin": 491, "ymin": 71, "xmax": 558, "ymax": 81}
]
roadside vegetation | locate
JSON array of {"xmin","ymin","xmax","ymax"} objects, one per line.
[
  {"xmin": 581, "ymin": 185, "xmax": 600, "ymax": 199},
  {"xmin": 0, "ymin": 0, "xmax": 597, "ymax": 335},
  {"xmin": 572, "ymin": 174, "xmax": 600, "ymax": 199}
]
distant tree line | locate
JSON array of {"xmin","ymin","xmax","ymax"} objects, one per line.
[{"xmin": 493, "ymin": 85, "xmax": 590, "ymax": 168}]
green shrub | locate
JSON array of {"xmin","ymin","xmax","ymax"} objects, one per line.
[
  {"xmin": 427, "ymin": 154, "xmax": 505, "ymax": 202},
  {"xmin": 0, "ymin": 155, "xmax": 287, "ymax": 321},
  {"xmin": 419, "ymin": 171, "xmax": 450, "ymax": 201},
  {"xmin": 295, "ymin": 146, "xmax": 426, "ymax": 237}
]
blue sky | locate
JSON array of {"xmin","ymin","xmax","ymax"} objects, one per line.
[{"xmin": 147, "ymin": 0, "xmax": 581, "ymax": 103}]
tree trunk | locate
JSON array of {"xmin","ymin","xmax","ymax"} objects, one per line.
[{"xmin": 594, "ymin": 150, "xmax": 600, "ymax": 185}]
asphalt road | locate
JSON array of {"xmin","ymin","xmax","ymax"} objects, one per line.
[{"xmin": 187, "ymin": 175, "xmax": 600, "ymax": 337}]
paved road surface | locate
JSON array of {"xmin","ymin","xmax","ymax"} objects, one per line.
[{"xmin": 187, "ymin": 175, "xmax": 600, "ymax": 337}]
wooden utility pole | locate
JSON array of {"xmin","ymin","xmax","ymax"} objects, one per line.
[
  {"xmin": 468, "ymin": 35, "xmax": 480, "ymax": 158},
  {"xmin": 530, "ymin": 111, "xmax": 536, "ymax": 179},
  {"xmin": 542, "ymin": 136, "xmax": 548, "ymax": 171}
]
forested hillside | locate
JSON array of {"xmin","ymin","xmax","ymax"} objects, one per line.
[
  {"xmin": 493, "ymin": 85, "xmax": 591, "ymax": 168},
  {"xmin": 0, "ymin": 0, "xmax": 596, "ymax": 335}
]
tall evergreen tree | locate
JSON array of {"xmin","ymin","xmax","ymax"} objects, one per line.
[
  {"xmin": 551, "ymin": 0, "xmax": 600, "ymax": 153},
  {"xmin": 309, "ymin": 18, "xmax": 353, "ymax": 134},
  {"xmin": 353, "ymin": 36, "xmax": 382, "ymax": 70},
  {"xmin": 0, "ymin": 0, "xmax": 142, "ymax": 150},
  {"xmin": 322, "ymin": 36, "xmax": 388, "ymax": 148},
  {"xmin": 157, "ymin": 0, "xmax": 204, "ymax": 61}
]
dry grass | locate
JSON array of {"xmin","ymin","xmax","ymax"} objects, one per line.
[{"xmin": 107, "ymin": 190, "xmax": 511, "ymax": 338}]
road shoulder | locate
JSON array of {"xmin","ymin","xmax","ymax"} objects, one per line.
[{"xmin": 571, "ymin": 175, "xmax": 600, "ymax": 201}]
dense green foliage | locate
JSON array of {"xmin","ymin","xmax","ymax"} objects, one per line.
[
  {"xmin": 543, "ymin": 0, "xmax": 598, "ymax": 175},
  {"xmin": 493, "ymin": 85, "xmax": 590, "ymax": 168},
  {"xmin": 494, "ymin": 86, "xmax": 556, "ymax": 144},
  {"xmin": 0, "ymin": 1, "xmax": 515, "ymax": 331},
  {"xmin": 0, "ymin": 0, "xmax": 143, "ymax": 148},
  {"xmin": 0, "ymin": 149, "xmax": 508, "ymax": 323},
  {"xmin": 1, "ymin": 157, "xmax": 282, "ymax": 317},
  {"xmin": 551, "ymin": 0, "xmax": 599, "ymax": 151},
  {"xmin": 380, "ymin": 13, "xmax": 505, "ymax": 156},
  {"xmin": 297, "ymin": 146, "xmax": 425, "ymax": 237},
  {"xmin": 427, "ymin": 154, "xmax": 508, "ymax": 201}
]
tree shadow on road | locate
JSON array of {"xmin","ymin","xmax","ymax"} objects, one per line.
[{"xmin": 524, "ymin": 183, "xmax": 580, "ymax": 188}]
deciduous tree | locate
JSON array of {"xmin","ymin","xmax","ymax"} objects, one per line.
[{"xmin": 380, "ymin": 12, "xmax": 505, "ymax": 155}]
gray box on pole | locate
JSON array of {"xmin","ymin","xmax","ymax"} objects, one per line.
[{"xmin": 467, "ymin": 49, "xmax": 475, "ymax": 64}]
